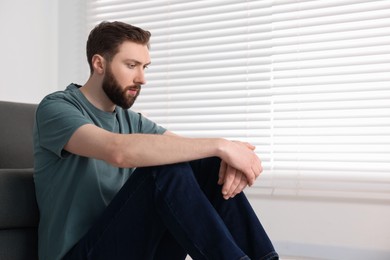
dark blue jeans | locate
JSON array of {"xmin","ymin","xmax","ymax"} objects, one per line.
[{"xmin": 63, "ymin": 157, "xmax": 278, "ymax": 260}]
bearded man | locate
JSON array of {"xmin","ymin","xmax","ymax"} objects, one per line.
[{"xmin": 33, "ymin": 21, "xmax": 278, "ymax": 260}]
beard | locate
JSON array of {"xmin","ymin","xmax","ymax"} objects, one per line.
[{"xmin": 102, "ymin": 66, "xmax": 141, "ymax": 109}]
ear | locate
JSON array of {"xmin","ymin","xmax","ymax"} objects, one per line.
[{"xmin": 91, "ymin": 54, "xmax": 106, "ymax": 75}]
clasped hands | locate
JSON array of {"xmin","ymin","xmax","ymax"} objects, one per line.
[{"xmin": 218, "ymin": 141, "xmax": 262, "ymax": 200}]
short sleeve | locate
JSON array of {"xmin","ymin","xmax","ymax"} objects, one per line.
[
  {"xmin": 35, "ymin": 96, "xmax": 92, "ymax": 158},
  {"xmin": 136, "ymin": 112, "xmax": 167, "ymax": 134}
]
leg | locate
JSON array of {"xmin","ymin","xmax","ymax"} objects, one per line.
[
  {"xmin": 154, "ymin": 230, "xmax": 187, "ymax": 260},
  {"xmin": 63, "ymin": 167, "xmax": 169, "ymax": 260},
  {"xmin": 64, "ymin": 163, "xmax": 249, "ymax": 260},
  {"xmin": 190, "ymin": 157, "xmax": 279, "ymax": 260},
  {"xmin": 152, "ymin": 162, "xmax": 249, "ymax": 260}
]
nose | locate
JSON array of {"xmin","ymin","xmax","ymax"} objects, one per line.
[{"xmin": 134, "ymin": 68, "xmax": 146, "ymax": 85}]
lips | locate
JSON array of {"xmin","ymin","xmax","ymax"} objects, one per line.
[
  {"xmin": 128, "ymin": 89, "xmax": 138, "ymax": 97},
  {"xmin": 127, "ymin": 86, "xmax": 139, "ymax": 97}
]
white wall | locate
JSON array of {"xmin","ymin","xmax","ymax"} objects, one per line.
[
  {"xmin": 248, "ymin": 189, "xmax": 390, "ymax": 260},
  {"xmin": 0, "ymin": 0, "xmax": 58, "ymax": 104},
  {"xmin": 57, "ymin": 0, "xmax": 89, "ymax": 89},
  {"xmin": 1, "ymin": 1, "xmax": 389, "ymax": 259},
  {"xmin": 0, "ymin": 0, "xmax": 89, "ymax": 104}
]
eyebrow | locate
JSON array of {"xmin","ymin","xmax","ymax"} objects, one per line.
[{"xmin": 125, "ymin": 59, "xmax": 151, "ymax": 67}]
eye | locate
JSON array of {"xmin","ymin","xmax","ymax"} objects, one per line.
[{"xmin": 127, "ymin": 63, "xmax": 136, "ymax": 69}]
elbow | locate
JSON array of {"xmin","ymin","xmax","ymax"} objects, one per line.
[
  {"xmin": 105, "ymin": 138, "xmax": 136, "ymax": 168},
  {"xmin": 107, "ymin": 149, "xmax": 136, "ymax": 169},
  {"xmin": 107, "ymin": 150, "xmax": 125, "ymax": 168}
]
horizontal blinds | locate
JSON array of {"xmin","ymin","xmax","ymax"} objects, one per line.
[
  {"xmin": 267, "ymin": 1, "xmax": 390, "ymax": 182},
  {"xmin": 86, "ymin": 0, "xmax": 390, "ymax": 188}
]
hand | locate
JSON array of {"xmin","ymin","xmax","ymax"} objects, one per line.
[
  {"xmin": 218, "ymin": 140, "xmax": 262, "ymax": 186},
  {"xmin": 218, "ymin": 160, "xmax": 249, "ymax": 200}
]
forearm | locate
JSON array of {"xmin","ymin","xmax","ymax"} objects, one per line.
[
  {"xmin": 111, "ymin": 133, "xmax": 225, "ymax": 168},
  {"xmin": 113, "ymin": 133, "xmax": 261, "ymax": 186},
  {"xmin": 65, "ymin": 124, "xmax": 261, "ymax": 185}
]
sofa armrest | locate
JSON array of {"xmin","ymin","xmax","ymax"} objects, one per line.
[
  {"xmin": 0, "ymin": 101, "xmax": 37, "ymax": 168},
  {"xmin": 0, "ymin": 169, "xmax": 39, "ymax": 229}
]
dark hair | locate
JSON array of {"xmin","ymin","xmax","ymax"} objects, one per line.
[{"xmin": 86, "ymin": 21, "xmax": 151, "ymax": 73}]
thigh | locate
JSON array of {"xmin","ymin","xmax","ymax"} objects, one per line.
[
  {"xmin": 63, "ymin": 167, "xmax": 167, "ymax": 260},
  {"xmin": 189, "ymin": 157, "xmax": 222, "ymax": 198}
]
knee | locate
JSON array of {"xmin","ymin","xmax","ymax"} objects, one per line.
[
  {"xmin": 158, "ymin": 162, "xmax": 192, "ymax": 174},
  {"xmin": 151, "ymin": 162, "xmax": 199, "ymax": 194},
  {"xmin": 151, "ymin": 162, "xmax": 194, "ymax": 181}
]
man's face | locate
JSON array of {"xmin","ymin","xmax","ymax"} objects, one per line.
[
  {"xmin": 102, "ymin": 41, "xmax": 150, "ymax": 109},
  {"xmin": 102, "ymin": 64, "xmax": 140, "ymax": 109}
]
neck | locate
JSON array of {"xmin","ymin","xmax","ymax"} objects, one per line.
[{"xmin": 80, "ymin": 77, "xmax": 116, "ymax": 112}]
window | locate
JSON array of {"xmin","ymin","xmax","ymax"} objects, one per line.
[{"xmin": 85, "ymin": 0, "xmax": 390, "ymax": 199}]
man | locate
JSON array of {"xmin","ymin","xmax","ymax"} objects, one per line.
[{"xmin": 33, "ymin": 21, "xmax": 278, "ymax": 260}]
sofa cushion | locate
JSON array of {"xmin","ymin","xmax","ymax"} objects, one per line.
[
  {"xmin": 0, "ymin": 101, "xmax": 37, "ymax": 168},
  {"xmin": 0, "ymin": 169, "xmax": 39, "ymax": 228},
  {"xmin": 0, "ymin": 228, "xmax": 38, "ymax": 260}
]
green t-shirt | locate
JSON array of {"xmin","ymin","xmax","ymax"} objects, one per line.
[{"xmin": 33, "ymin": 84, "xmax": 166, "ymax": 260}]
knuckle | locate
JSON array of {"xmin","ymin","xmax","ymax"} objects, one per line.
[
  {"xmin": 227, "ymin": 175, "xmax": 235, "ymax": 182},
  {"xmin": 233, "ymin": 178, "xmax": 240, "ymax": 185}
]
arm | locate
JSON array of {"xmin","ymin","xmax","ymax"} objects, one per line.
[
  {"xmin": 167, "ymin": 130, "xmax": 256, "ymax": 199},
  {"xmin": 64, "ymin": 124, "xmax": 262, "ymax": 185}
]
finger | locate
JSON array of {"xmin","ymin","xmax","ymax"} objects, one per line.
[
  {"xmin": 218, "ymin": 160, "xmax": 227, "ymax": 185},
  {"xmin": 246, "ymin": 170, "xmax": 255, "ymax": 187},
  {"xmin": 232, "ymin": 173, "xmax": 248, "ymax": 197},
  {"xmin": 222, "ymin": 166, "xmax": 236, "ymax": 199},
  {"xmin": 233, "ymin": 140, "xmax": 256, "ymax": 150},
  {"xmin": 244, "ymin": 142, "xmax": 256, "ymax": 150},
  {"xmin": 225, "ymin": 169, "xmax": 242, "ymax": 199},
  {"xmin": 253, "ymin": 156, "xmax": 263, "ymax": 178},
  {"xmin": 245, "ymin": 153, "xmax": 259, "ymax": 186}
]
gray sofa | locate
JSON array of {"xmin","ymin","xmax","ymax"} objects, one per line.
[{"xmin": 0, "ymin": 101, "xmax": 39, "ymax": 259}]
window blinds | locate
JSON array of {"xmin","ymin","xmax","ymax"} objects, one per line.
[{"xmin": 85, "ymin": 0, "xmax": 390, "ymax": 196}]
